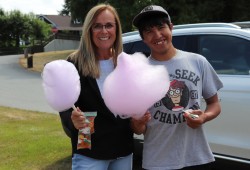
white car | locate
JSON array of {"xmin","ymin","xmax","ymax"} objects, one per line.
[{"xmin": 123, "ymin": 23, "xmax": 250, "ymax": 167}]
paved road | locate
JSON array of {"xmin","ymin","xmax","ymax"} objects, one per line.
[{"xmin": 0, "ymin": 54, "xmax": 56, "ymax": 114}]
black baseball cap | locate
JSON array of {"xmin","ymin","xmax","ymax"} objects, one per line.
[{"xmin": 133, "ymin": 5, "xmax": 171, "ymax": 27}]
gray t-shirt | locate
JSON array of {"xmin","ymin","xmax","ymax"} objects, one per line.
[{"xmin": 143, "ymin": 50, "xmax": 223, "ymax": 170}]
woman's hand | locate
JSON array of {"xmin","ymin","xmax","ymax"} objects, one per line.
[{"xmin": 71, "ymin": 107, "xmax": 86, "ymax": 129}]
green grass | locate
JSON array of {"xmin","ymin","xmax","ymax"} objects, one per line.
[
  {"xmin": 20, "ymin": 50, "xmax": 75, "ymax": 72},
  {"xmin": 0, "ymin": 106, "xmax": 72, "ymax": 170}
]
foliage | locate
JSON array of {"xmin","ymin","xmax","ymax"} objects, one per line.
[
  {"xmin": 61, "ymin": 0, "xmax": 107, "ymax": 23},
  {"xmin": 60, "ymin": 0, "xmax": 250, "ymax": 33},
  {"xmin": 6, "ymin": 10, "xmax": 30, "ymax": 47},
  {"xmin": 0, "ymin": 14, "xmax": 11, "ymax": 47},
  {"xmin": 159, "ymin": 0, "xmax": 250, "ymax": 24},
  {"xmin": 0, "ymin": 10, "xmax": 52, "ymax": 48},
  {"xmin": 27, "ymin": 13, "xmax": 51, "ymax": 46},
  {"xmin": 0, "ymin": 7, "xmax": 4, "ymax": 15},
  {"xmin": 109, "ymin": 0, "xmax": 137, "ymax": 32}
]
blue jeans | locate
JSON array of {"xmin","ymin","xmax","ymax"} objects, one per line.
[{"xmin": 72, "ymin": 153, "xmax": 133, "ymax": 170}]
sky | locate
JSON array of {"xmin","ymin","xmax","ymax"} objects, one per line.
[{"xmin": 0, "ymin": 0, "xmax": 65, "ymax": 15}]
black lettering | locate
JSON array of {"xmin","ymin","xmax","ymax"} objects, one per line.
[
  {"xmin": 182, "ymin": 70, "xmax": 189, "ymax": 79},
  {"xmin": 174, "ymin": 70, "xmax": 200, "ymax": 86},
  {"xmin": 153, "ymin": 110, "xmax": 189, "ymax": 124},
  {"xmin": 189, "ymin": 102, "xmax": 200, "ymax": 110},
  {"xmin": 190, "ymin": 90, "xmax": 198, "ymax": 99},
  {"xmin": 166, "ymin": 114, "xmax": 172, "ymax": 124},
  {"xmin": 154, "ymin": 101, "xmax": 162, "ymax": 107},
  {"xmin": 188, "ymin": 71, "xmax": 195, "ymax": 82},
  {"xmin": 173, "ymin": 113, "xmax": 182, "ymax": 124},
  {"xmin": 175, "ymin": 69, "xmax": 181, "ymax": 78},
  {"xmin": 153, "ymin": 111, "xmax": 160, "ymax": 119},
  {"xmin": 193, "ymin": 76, "xmax": 200, "ymax": 86},
  {"xmin": 159, "ymin": 112, "xmax": 167, "ymax": 122}
]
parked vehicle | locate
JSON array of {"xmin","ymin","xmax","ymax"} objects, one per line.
[{"xmin": 122, "ymin": 23, "xmax": 250, "ymax": 167}]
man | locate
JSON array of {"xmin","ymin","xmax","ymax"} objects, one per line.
[{"xmin": 131, "ymin": 5, "xmax": 223, "ymax": 170}]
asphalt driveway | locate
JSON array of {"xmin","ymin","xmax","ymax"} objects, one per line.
[{"xmin": 0, "ymin": 54, "xmax": 56, "ymax": 114}]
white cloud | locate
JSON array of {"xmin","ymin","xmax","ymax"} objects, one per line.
[{"xmin": 0, "ymin": 0, "xmax": 65, "ymax": 15}]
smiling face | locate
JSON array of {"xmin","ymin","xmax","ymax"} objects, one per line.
[
  {"xmin": 91, "ymin": 9, "xmax": 116, "ymax": 58},
  {"xmin": 142, "ymin": 23, "xmax": 176, "ymax": 61}
]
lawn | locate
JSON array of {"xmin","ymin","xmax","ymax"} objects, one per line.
[
  {"xmin": 0, "ymin": 106, "xmax": 71, "ymax": 170},
  {"xmin": 19, "ymin": 50, "xmax": 75, "ymax": 72}
]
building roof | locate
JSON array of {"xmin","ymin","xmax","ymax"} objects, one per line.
[{"xmin": 38, "ymin": 15, "xmax": 82, "ymax": 31}]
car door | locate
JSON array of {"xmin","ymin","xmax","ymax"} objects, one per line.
[
  {"xmin": 173, "ymin": 33, "xmax": 250, "ymax": 162},
  {"xmin": 197, "ymin": 34, "xmax": 250, "ymax": 161}
]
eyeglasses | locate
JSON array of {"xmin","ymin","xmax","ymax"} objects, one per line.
[
  {"xmin": 168, "ymin": 88, "xmax": 182, "ymax": 96},
  {"xmin": 92, "ymin": 22, "xmax": 116, "ymax": 32}
]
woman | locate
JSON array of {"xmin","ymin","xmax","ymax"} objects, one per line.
[{"xmin": 59, "ymin": 4, "xmax": 134, "ymax": 170}]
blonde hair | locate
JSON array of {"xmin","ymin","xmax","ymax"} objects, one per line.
[{"xmin": 69, "ymin": 4, "xmax": 123, "ymax": 78}]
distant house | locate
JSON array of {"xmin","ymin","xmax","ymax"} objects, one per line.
[
  {"xmin": 37, "ymin": 15, "xmax": 82, "ymax": 52},
  {"xmin": 38, "ymin": 15, "xmax": 83, "ymax": 40}
]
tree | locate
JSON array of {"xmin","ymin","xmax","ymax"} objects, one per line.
[
  {"xmin": 60, "ymin": 0, "xmax": 106, "ymax": 23},
  {"xmin": 0, "ymin": 9, "xmax": 52, "ymax": 49},
  {"xmin": 60, "ymin": 0, "xmax": 250, "ymax": 32},
  {"xmin": 109, "ymin": 0, "xmax": 137, "ymax": 32},
  {"xmin": 27, "ymin": 13, "xmax": 51, "ymax": 46},
  {"xmin": 0, "ymin": 14, "xmax": 12, "ymax": 47},
  {"xmin": 221, "ymin": 0, "xmax": 250, "ymax": 22},
  {"xmin": 59, "ymin": 0, "xmax": 149, "ymax": 32},
  {"xmin": 0, "ymin": 8, "xmax": 4, "ymax": 16},
  {"xmin": 6, "ymin": 10, "xmax": 31, "ymax": 47}
]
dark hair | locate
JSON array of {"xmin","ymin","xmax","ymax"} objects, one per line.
[{"xmin": 137, "ymin": 14, "xmax": 171, "ymax": 39}]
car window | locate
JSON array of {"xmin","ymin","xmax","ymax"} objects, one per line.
[
  {"xmin": 173, "ymin": 35, "xmax": 198, "ymax": 53},
  {"xmin": 123, "ymin": 40, "xmax": 151, "ymax": 57},
  {"xmin": 172, "ymin": 36, "xmax": 187, "ymax": 50},
  {"xmin": 198, "ymin": 35, "xmax": 250, "ymax": 75}
]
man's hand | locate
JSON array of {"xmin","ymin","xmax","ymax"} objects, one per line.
[
  {"xmin": 131, "ymin": 111, "xmax": 151, "ymax": 134},
  {"xmin": 183, "ymin": 109, "xmax": 205, "ymax": 129}
]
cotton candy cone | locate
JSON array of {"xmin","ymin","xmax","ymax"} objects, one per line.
[
  {"xmin": 103, "ymin": 52, "xmax": 170, "ymax": 119},
  {"xmin": 42, "ymin": 60, "xmax": 80, "ymax": 112}
]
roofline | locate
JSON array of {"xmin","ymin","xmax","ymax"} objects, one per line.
[{"xmin": 38, "ymin": 15, "xmax": 58, "ymax": 27}]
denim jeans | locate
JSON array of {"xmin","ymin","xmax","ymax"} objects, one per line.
[{"xmin": 72, "ymin": 153, "xmax": 133, "ymax": 170}]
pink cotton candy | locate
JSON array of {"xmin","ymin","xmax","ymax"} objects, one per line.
[
  {"xmin": 42, "ymin": 60, "xmax": 80, "ymax": 112},
  {"xmin": 103, "ymin": 52, "xmax": 170, "ymax": 119}
]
